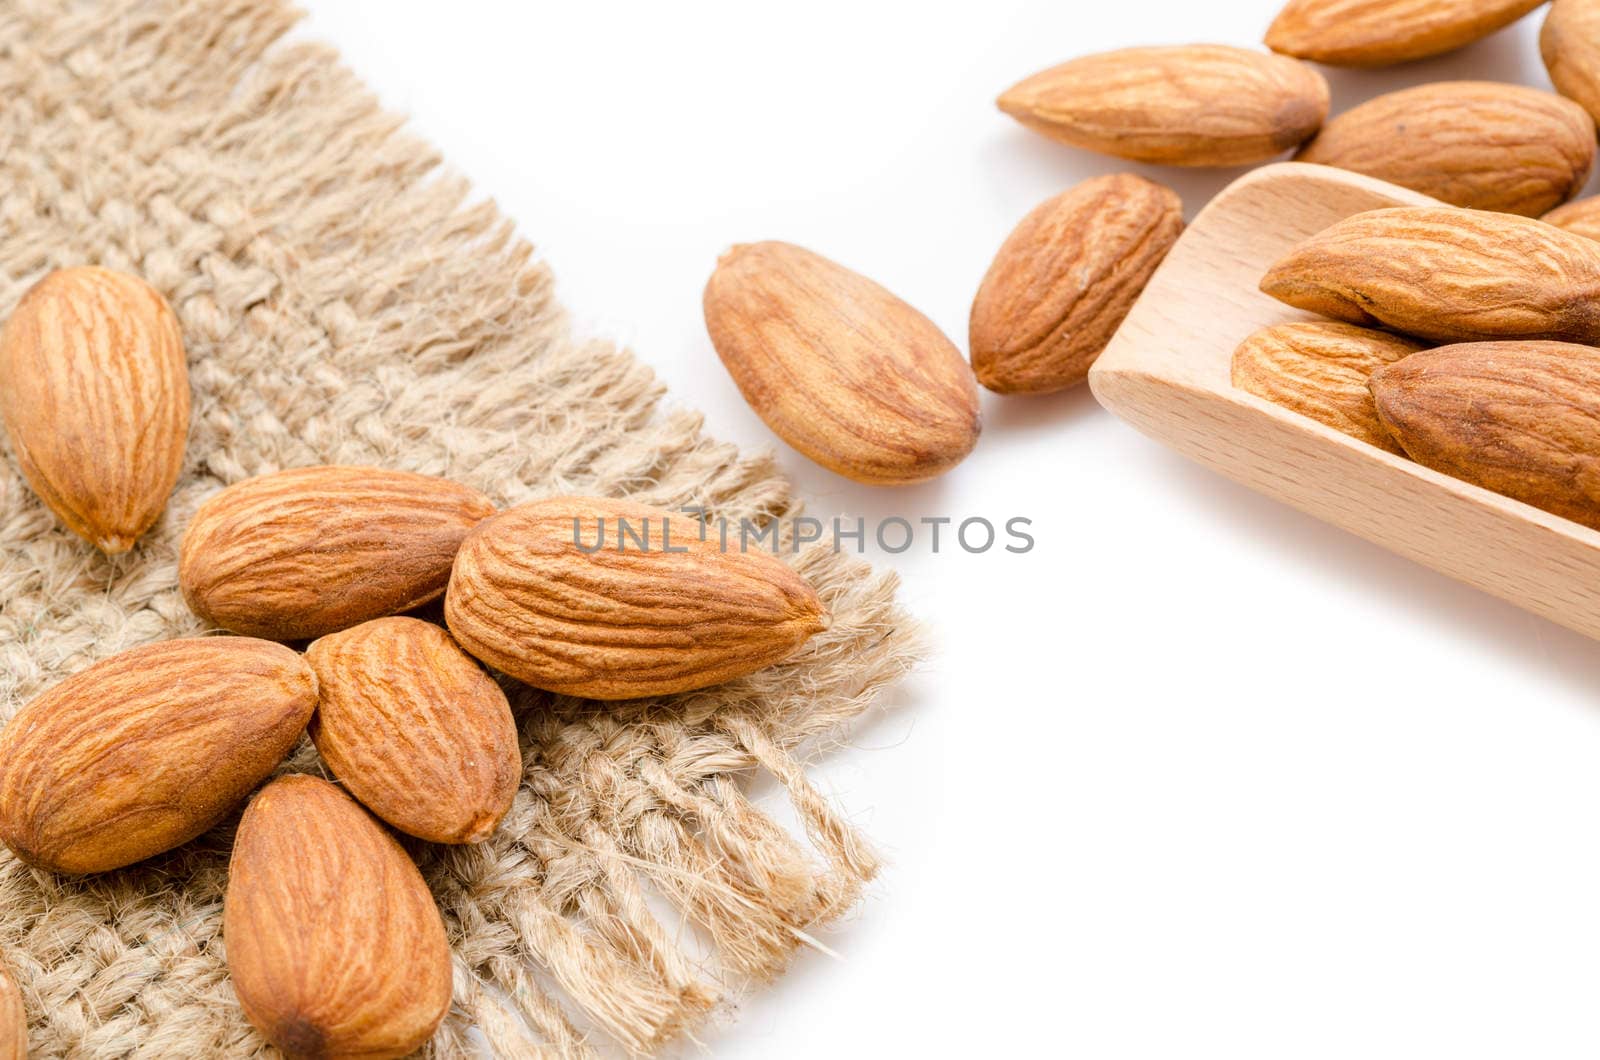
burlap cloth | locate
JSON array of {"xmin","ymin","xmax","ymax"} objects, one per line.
[{"xmin": 0, "ymin": 1, "xmax": 921, "ymax": 1055}]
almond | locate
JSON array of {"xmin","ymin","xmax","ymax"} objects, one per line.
[
  {"xmin": 306, "ymin": 617, "xmax": 520, "ymax": 844},
  {"xmin": 1267, "ymin": 0, "xmax": 1546, "ymax": 66},
  {"xmin": 445, "ymin": 496, "xmax": 827, "ymax": 700},
  {"xmin": 0, "ymin": 266, "xmax": 189, "ymax": 553},
  {"xmin": 1260, "ymin": 206, "xmax": 1600, "ymax": 344},
  {"xmin": 0, "ymin": 638, "xmax": 315, "ymax": 874},
  {"xmin": 180, "ymin": 466, "xmax": 497, "ymax": 641},
  {"xmin": 704, "ymin": 241, "xmax": 979, "ymax": 484},
  {"xmin": 969, "ymin": 174, "xmax": 1184, "ymax": 394},
  {"xmin": 1296, "ymin": 82, "xmax": 1595, "ymax": 217},
  {"xmin": 0, "ymin": 962, "xmax": 22, "ymax": 1060},
  {"xmin": 1232, "ymin": 322, "xmax": 1424, "ymax": 453},
  {"xmin": 1543, "ymin": 0, "xmax": 1600, "ymax": 125},
  {"xmin": 996, "ymin": 46, "xmax": 1329, "ymax": 166},
  {"xmin": 1370, "ymin": 341, "xmax": 1600, "ymax": 529},
  {"xmin": 225, "ymin": 774, "xmax": 452, "ymax": 1060},
  {"xmin": 1544, "ymin": 195, "xmax": 1600, "ymax": 241}
]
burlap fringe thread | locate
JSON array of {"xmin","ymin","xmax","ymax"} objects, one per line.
[{"xmin": 0, "ymin": 1, "xmax": 923, "ymax": 1055}]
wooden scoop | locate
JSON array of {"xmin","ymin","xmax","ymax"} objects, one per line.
[{"xmin": 1089, "ymin": 161, "xmax": 1600, "ymax": 640}]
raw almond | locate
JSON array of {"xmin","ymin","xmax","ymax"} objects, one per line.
[
  {"xmin": 704, "ymin": 241, "xmax": 979, "ymax": 484},
  {"xmin": 1544, "ymin": 194, "xmax": 1600, "ymax": 241},
  {"xmin": 1370, "ymin": 341, "xmax": 1600, "ymax": 528},
  {"xmin": 1259, "ymin": 206, "xmax": 1600, "ymax": 344},
  {"xmin": 1267, "ymin": 0, "xmax": 1546, "ymax": 66},
  {"xmin": 0, "ymin": 638, "xmax": 316, "ymax": 874},
  {"xmin": 445, "ymin": 496, "xmax": 828, "ymax": 700},
  {"xmin": 0, "ymin": 962, "xmax": 21, "ymax": 1060},
  {"xmin": 1296, "ymin": 82, "xmax": 1595, "ymax": 217},
  {"xmin": 969, "ymin": 174, "xmax": 1184, "ymax": 394},
  {"xmin": 225, "ymin": 774, "xmax": 452, "ymax": 1060},
  {"xmin": 996, "ymin": 45, "xmax": 1329, "ymax": 166},
  {"xmin": 180, "ymin": 466, "xmax": 497, "ymax": 641},
  {"xmin": 306, "ymin": 617, "xmax": 520, "ymax": 844},
  {"xmin": 1232, "ymin": 322, "xmax": 1424, "ymax": 453},
  {"xmin": 1543, "ymin": 0, "xmax": 1600, "ymax": 125},
  {"xmin": 0, "ymin": 266, "xmax": 189, "ymax": 553}
]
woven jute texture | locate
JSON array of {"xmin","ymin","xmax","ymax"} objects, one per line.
[{"xmin": 0, "ymin": 1, "xmax": 921, "ymax": 1055}]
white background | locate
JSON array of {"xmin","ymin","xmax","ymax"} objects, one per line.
[{"xmin": 298, "ymin": 3, "xmax": 1600, "ymax": 1057}]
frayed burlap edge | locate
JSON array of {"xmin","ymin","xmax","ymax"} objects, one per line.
[{"xmin": 0, "ymin": 1, "xmax": 924, "ymax": 1055}]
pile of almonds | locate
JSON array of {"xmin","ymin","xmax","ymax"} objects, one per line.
[
  {"xmin": 1244, "ymin": 208, "xmax": 1600, "ymax": 529},
  {"xmin": 10, "ymin": 0, "xmax": 1600, "ymax": 1055},
  {"xmin": 971, "ymin": 0, "xmax": 1600, "ymax": 534},
  {"xmin": 700, "ymin": 1, "xmax": 1600, "ymax": 500},
  {"xmin": 0, "ymin": 271, "xmax": 829, "ymax": 1056}
]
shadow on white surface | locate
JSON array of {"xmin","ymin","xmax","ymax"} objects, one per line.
[
  {"xmin": 1146, "ymin": 445, "xmax": 1600, "ymax": 696},
  {"xmin": 981, "ymin": 382, "xmax": 1100, "ymax": 436}
]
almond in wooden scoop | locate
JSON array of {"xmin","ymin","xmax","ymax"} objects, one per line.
[
  {"xmin": 1543, "ymin": 0, "xmax": 1600, "ymax": 125},
  {"xmin": 1232, "ymin": 322, "xmax": 1423, "ymax": 453},
  {"xmin": 703, "ymin": 241, "xmax": 979, "ymax": 485},
  {"xmin": 0, "ymin": 637, "xmax": 316, "ymax": 874},
  {"xmin": 1260, "ymin": 207, "xmax": 1600, "ymax": 344},
  {"xmin": 1370, "ymin": 341, "xmax": 1600, "ymax": 529},
  {"xmin": 307, "ymin": 617, "xmax": 520, "ymax": 844},
  {"xmin": 1543, "ymin": 195, "xmax": 1600, "ymax": 241},
  {"xmin": 0, "ymin": 266, "xmax": 190, "ymax": 553},
  {"xmin": 445, "ymin": 496, "xmax": 827, "ymax": 700},
  {"xmin": 180, "ymin": 466, "xmax": 496, "ymax": 641},
  {"xmin": 225, "ymin": 774, "xmax": 452, "ymax": 1060}
]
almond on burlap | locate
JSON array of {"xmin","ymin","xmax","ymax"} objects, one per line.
[
  {"xmin": 0, "ymin": 266, "xmax": 190, "ymax": 554},
  {"xmin": 179, "ymin": 465, "xmax": 496, "ymax": 641},
  {"xmin": 0, "ymin": 961, "xmax": 21, "ymax": 1060},
  {"xmin": 446, "ymin": 496, "xmax": 829, "ymax": 700},
  {"xmin": 306, "ymin": 617, "xmax": 521, "ymax": 845},
  {"xmin": 225, "ymin": 775, "xmax": 453, "ymax": 1060},
  {"xmin": 0, "ymin": 638, "xmax": 316, "ymax": 875}
]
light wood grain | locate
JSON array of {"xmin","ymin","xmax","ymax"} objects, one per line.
[{"xmin": 1089, "ymin": 161, "xmax": 1600, "ymax": 641}]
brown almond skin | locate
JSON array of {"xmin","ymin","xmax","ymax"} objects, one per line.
[
  {"xmin": 0, "ymin": 962, "xmax": 22, "ymax": 1060},
  {"xmin": 445, "ymin": 496, "xmax": 828, "ymax": 700},
  {"xmin": 0, "ymin": 638, "xmax": 316, "ymax": 874},
  {"xmin": 1544, "ymin": 195, "xmax": 1600, "ymax": 241},
  {"xmin": 180, "ymin": 466, "xmax": 497, "ymax": 641},
  {"xmin": 970, "ymin": 174, "xmax": 1184, "ymax": 394},
  {"xmin": 225, "ymin": 775, "xmax": 452, "ymax": 1060},
  {"xmin": 1296, "ymin": 82, "xmax": 1595, "ymax": 217},
  {"xmin": 306, "ymin": 617, "xmax": 520, "ymax": 844},
  {"xmin": 1232, "ymin": 322, "xmax": 1424, "ymax": 453},
  {"xmin": 704, "ymin": 242, "xmax": 979, "ymax": 485},
  {"xmin": 1267, "ymin": 0, "xmax": 1546, "ymax": 66},
  {"xmin": 996, "ymin": 46, "xmax": 1329, "ymax": 166},
  {"xmin": 0, "ymin": 266, "xmax": 190, "ymax": 553},
  {"xmin": 1370, "ymin": 341, "xmax": 1600, "ymax": 529},
  {"xmin": 1260, "ymin": 207, "xmax": 1600, "ymax": 344},
  {"xmin": 1543, "ymin": 0, "xmax": 1600, "ymax": 126}
]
